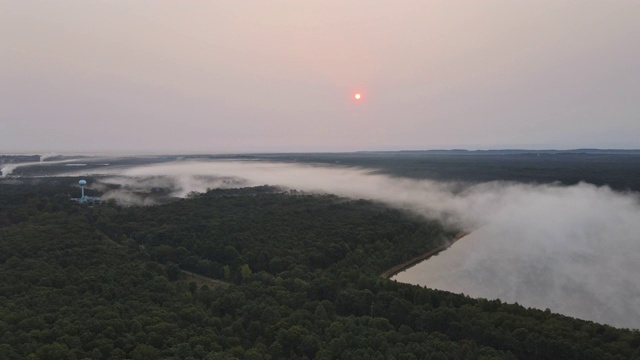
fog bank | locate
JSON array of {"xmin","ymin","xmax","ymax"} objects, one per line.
[{"xmin": 67, "ymin": 159, "xmax": 640, "ymax": 328}]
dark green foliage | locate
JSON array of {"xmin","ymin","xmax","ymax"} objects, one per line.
[
  {"xmin": 1, "ymin": 180, "xmax": 640, "ymax": 359},
  {"xmin": 99, "ymin": 188, "xmax": 451, "ymax": 280}
]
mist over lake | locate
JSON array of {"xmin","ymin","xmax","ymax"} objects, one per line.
[
  {"xmin": 394, "ymin": 227, "xmax": 640, "ymax": 329},
  {"xmin": 54, "ymin": 156, "xmax": 640, "ymax": 329}
]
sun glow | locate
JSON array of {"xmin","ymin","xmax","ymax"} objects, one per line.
[{"xmin": 354, "ymin": 93, "xmax": 361, "ymax": 100}]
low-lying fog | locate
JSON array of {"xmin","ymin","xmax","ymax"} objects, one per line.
[{"xmin": 64, "ymin": 159, "xmax": 640, "ymax": 328}]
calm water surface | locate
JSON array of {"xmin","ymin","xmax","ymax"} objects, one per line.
[{"xmin": 392, "ymin": 228, "xmax": 640, "ymax": 329}]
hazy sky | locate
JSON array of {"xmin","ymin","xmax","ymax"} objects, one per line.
[{"xmin": 2, "ymin": 1, "xmax": 639, "ymax": 153}]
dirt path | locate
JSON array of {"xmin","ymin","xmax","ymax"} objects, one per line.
[
  {"xmin": 380, "ymin": 231, "xmax": 469, "ymax": 279},
  {"xmin": 181, "ymin": 270, "xmax": 230, "ymax": 287}
]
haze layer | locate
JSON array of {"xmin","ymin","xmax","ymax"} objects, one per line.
[{"xmin": 61, "ymin": 159, "xmax": 640, "ymax": 328}]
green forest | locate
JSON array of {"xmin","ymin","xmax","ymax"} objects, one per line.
[{"xmin": 1, "ymin": 179, "xmax": 640, "ymax": 359}]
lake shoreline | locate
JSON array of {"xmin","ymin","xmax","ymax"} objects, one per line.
[{"xmin": 380, "ymin": 231, "xmax": 469, "ymax": 279}]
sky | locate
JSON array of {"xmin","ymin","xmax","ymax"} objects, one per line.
[{"xmin": 2, "ymin": 1, "xmax": 640, "ymax": 153}]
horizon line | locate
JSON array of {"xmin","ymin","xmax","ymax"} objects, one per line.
[{"xmin": 3, "ymin": 148, "xmax": 640, "ymax": 157}]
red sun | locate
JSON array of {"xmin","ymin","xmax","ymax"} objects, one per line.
[{"xmin": 354, "ymin": 93, "xmax": 362, "ymax": 100}]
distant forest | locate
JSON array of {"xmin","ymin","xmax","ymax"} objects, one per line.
[
  {"xmin": 7, "ymin": 151, "xmax": 640, "ymax": 192},
  {"xmin": 241, "ymin": 151, "xmax": 640, "ymax": 192},
  {"xmin": 2, "ymin": 178, "xmax": 640, "ymax": 359}
]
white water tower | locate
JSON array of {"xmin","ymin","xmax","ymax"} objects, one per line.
[{"xmin": 79, "ymin": 179, "xmax": 87, "ymax": 198}]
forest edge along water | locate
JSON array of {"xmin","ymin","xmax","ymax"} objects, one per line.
[{"xmin": 381, "ymin": 231, "xmax": 469, "ymax": 279}]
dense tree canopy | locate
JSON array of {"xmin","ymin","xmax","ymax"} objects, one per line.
[{"xmin": 1, "ymin": 180, "xmax": 639, "ymax": 359}]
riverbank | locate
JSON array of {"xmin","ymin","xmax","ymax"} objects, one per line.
[{"xmin": 380, "ymin": 231, "xmax": 469, "ymax": 279}]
